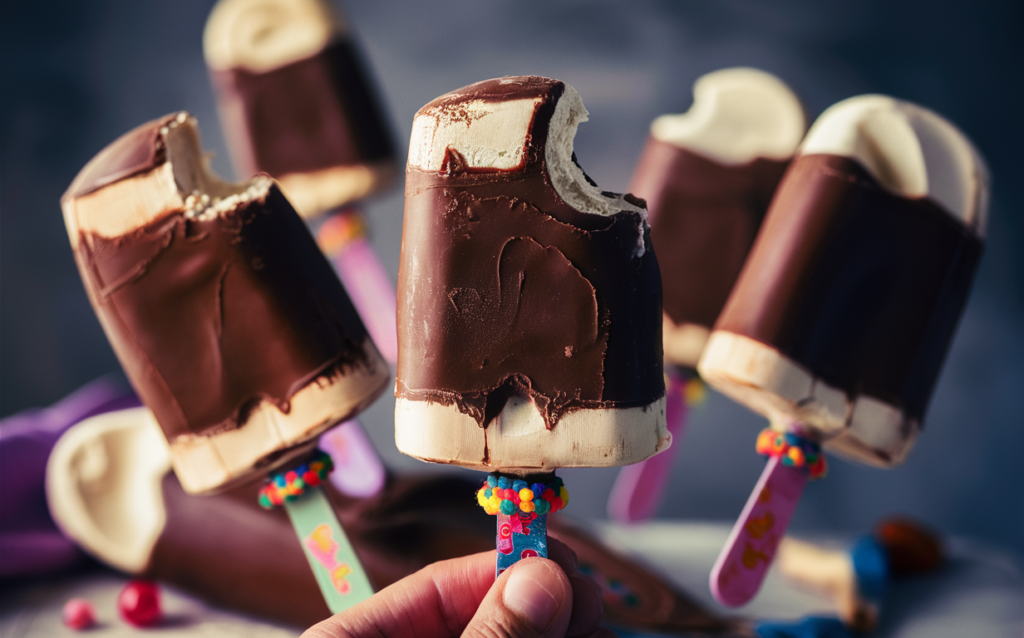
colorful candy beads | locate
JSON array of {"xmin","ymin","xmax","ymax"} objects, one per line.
[
  {"xmin": 755, "ymin": 428, "xmax": 827, "ymax": 479},
  {"xmin": 316, "ymin": 208, "xmax": 367, "ymax": 256},
  {"xmin": 259, "ymin": 450, "xmax": 334, "ymax": 509},
  {"xmin": 476, "ymin": 474, "xmax": 568, "ymax": 517}
]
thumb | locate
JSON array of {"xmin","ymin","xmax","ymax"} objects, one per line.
[{"xmin": 462, "ymin": 558, "xmax": 573, "ymax": 638}]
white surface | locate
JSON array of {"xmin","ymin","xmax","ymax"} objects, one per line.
[
  {"xmin": 2, "ymin": 522, "xmax": 1020, "ymax": 637},
  {"xmin": 597, "ymin": 522, "xmax": 1024, "ymax": 638}
]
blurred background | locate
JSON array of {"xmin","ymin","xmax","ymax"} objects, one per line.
[{"xmin": 2, "ymin": 0, "xmax": 1021, "ymax": 559}]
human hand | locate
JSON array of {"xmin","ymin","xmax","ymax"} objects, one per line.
[{"xmin": 301, "ymin": 537, "xmax": 614, "ymax": 638}]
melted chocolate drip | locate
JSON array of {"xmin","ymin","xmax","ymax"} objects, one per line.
[
  {"xmin": 397, "ymin": 78, "xmax": 663, "ymax": 429},
  {"xmin": 74, "ymin": 186, "xmax": 372, "ymax": 440},
  {"xmin": 630, "ymin": 138, "xmax": 789, "ymax": 333},
  {"xmin": 716, "ymin": 154, "xmax": 983, "ymax": 420},
  {"xmin": 209, "ymin": 37, "xmax": 394, "ymax": 179}
]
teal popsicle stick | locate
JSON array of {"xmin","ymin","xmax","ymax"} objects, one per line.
[{"xmin": 283, "ymin": 485, "xmax": 374, "ymax": 613}]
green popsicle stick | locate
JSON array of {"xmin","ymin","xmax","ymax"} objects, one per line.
[{"xmin": 283, "ymin": 485, "xmax": 374, "ymax": 612}]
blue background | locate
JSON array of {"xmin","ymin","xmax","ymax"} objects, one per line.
[{"xmin": 2, "ymin": 0, "xmax": 1021, "ymax": 558}]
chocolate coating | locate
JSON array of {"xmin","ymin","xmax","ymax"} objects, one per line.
[
  {"xmin": 716, "ymin": 154, "xmax": 983, "ymax": 421},
  {"xmin": 72, "ymin": 183, "xmax": 373, "ymax": 441},
  {"xmin": 397, "ymin": 77, "xmax": 664, "ymax": 429},
  {"xmin": 62, "ymin": 115, "xmax": 175, "ymax": 201},
  {"xmin": 210, "ymin": 37, "xmax": 394, "ymax": 179},
  {"xmin": 630, "ymin": 138, "xmax": 788, "ymax": 334}
]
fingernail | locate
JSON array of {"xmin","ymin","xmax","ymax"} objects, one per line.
[{"xmin": 503, "ymin": 562, "xmax": 562, "ymax": 631}]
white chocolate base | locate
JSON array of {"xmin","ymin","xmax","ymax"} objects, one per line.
[
  {"xmin": 395, "ymin": 395, "xmax": 669, "ymax": 472},
  {"xmin": 47, "ymin": 407, "xmax": 169, "ymax": 574},
  {"xmin": 662, "ymin": 315, "xmax": 710, "ymax": 370},
  {"xmin": 172, "ymin": 338, "xmax": 389, "ymax": 494},
  {"xmin": 698, "ymin": 331, "xmax": 919, "ymax": 467},
  {"xmin": 277, "ymin": 161, "xmax": 395, "ymax": 219}
]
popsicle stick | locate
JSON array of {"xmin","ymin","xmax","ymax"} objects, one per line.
[
  {"xmin": 710, "ymin": 454, "xmax": 808, "ymax": 607},
  {"xmin": 607, "ymin": 369, "xmax": 689, "ymax": 522},
  {"xmin": 260, "ymin": 449, "xmax": 374, "ymax": 612},
  {"xmin": 319, "ymin": 419, "xmax": 386, "ymax": 498},
  {"xmin": 284, "ymin": 486, "xmax": 374, "ymax": 612},
  {"xmin": 477, "ymin": 473, "xmax": 568, "ymax": 576},
  {"xmin": 496, "ymin": 511, "xmax": 550, "ymax": 576},
  {"xmin": 318, "ymin": 208, "xmax": 398, "ymax": 365}
]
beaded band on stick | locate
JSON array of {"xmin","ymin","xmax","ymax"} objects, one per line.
[
  {"xmin": 755, "ymin": 428, "xmax": 828, "ymax": 480},
  {"xmin": 259, "ymin": 448, "xmax": 374, "ymax": 611},
  {"xmin": 476, "ymin": 473, "xmax": 569, "ymax": 576}
]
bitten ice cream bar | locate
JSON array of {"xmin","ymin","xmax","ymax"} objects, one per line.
[
  {"xmin": 608, "ymin": 69, "xmax": 807, "ymax": 523},
  {"xmin": 701, "ymin": 94, "xmax": 988, "ymax": 467},
  {"xmin": 60, "ymin": 113, "xmax": 389, "ymax": 495},
  {"xmin": 698, "ymin": 95, "xmax": 988, "ymax": 606},
  {"xmin": 204, "ymin": 0, "xmax": 395, "ymax": 218},
  {"xmin": 395, "ymin": 76, "xmax": 668, "ymax": 473},
  {"xmin": 631, "ymin": 68, "xmax": 806, "ymax": 370}
]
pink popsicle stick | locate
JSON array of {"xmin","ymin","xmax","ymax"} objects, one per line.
[
  {"xmin": 331, "ymin": 235, "xmax": 398, "ymax": 365},
  {"xmin": 319, "ymin": 419, "xmax": 387, "ymax": 498},
  {"xmin": 710, "ymin": 454, "xmax": 808, "ymax": 607},
  {"xmin": 607, "ymin": 370, "xmax": 688, "ymax": 522}
]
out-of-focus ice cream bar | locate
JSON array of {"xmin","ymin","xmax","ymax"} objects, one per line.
[
  {"xmin": 395, "ymin": 76, "xmax": 668, "ymax": 472},
  {"xmin": 700, "ymin": 95, "xmax": 988, "ymax": 467},
  {"xmin": 631, "ymin": 68, "xmax": 806, "ymax": 369},
  {"xmin": 60, "ymin": 113, "xmax": 389, "ymax": 494},
  {"xmin": 204, "ymin": 0, "xmax": 395, "ymax": 217}
]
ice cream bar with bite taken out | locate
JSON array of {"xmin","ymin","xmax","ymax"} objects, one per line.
[
  {"xmin": 610, "ymin": 68, "xmax": 806, "ymax": 522},
  {"xmin": 397, "ymin": 77, "xmax": 668, "ymax": 573},
  {"xmin": 203, "ymin": 0, "xmax": 395, "ymax": 219},
  {"xmin": 396, "ymin": 76, "xmax": 668, "ymax": 473},
  {"xmin": 632, "ymin": 68, "xmax": 806, "ymax": 370},
  {"xmin": 698, "ymin": 95, "xmax": 988, "ymax": 606},
  {"xmin": 60, "ymin": 112, "xmax": 389, "ymax": 496},
  {"xmin": 205, "ymin": 0, "xmax": 400, "ymax": 374}
]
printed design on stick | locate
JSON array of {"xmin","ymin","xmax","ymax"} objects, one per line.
[{"xmin": 305, "ymin": 524, "xmax": 353, "ymax": 594}]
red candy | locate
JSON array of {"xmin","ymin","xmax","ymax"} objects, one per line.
[
  {"xmin": 875, "ymin": 517, "xmax": 945, "ymax": 575},
  {"xmin": 118, "ymin": 580, "xmax": 162, "ymax": 628},
  {"xmin": 62, "ymin": 598, "xmax": 96, "ymax": 630}
]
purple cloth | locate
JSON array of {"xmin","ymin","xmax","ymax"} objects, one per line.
[{"xmin": 0, "ymin": 376, "xmax": 140, "ymax": 578}]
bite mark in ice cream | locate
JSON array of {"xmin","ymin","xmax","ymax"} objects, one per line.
[
  {"xmin": 396, "ymin": 76, "xmax": 667, "ymax": 471},
  {"xmin": 61, "ymin": 113, "xmax": 389, "ymax": 493},
  {"xmin": 631, "ymin": 68, "xmax": 806, "ymax": 369}
]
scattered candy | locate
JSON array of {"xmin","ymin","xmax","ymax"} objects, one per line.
[
  {"xmin": 874, "ymin": 517, "xmax": 945, "ymax": 575},
  {"xmin": 62, "ymin": 598, "xmax": 96, "ymax": 630},
  {"xmin": 118, "ymin": 580, "xmax": 162, "ymax": 628}
]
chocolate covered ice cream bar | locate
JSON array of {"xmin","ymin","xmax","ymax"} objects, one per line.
[
  {"xmin": 204, "ymin": 0, "xmax": 395, "ymax": 217},
  {"xmin": 699, "ymin": 95, "xmax": 988, "ymax": 466},
  {"xmin": 395, "ymin": 76, "xmax": 668, "ymax": 472},
  {"xmin": 61, "ymin": 113, "xmax": 389, "ymax": 494},
  {"xmin": 631, "ymin": 68, "xmax": 806, "ymax": 369}
]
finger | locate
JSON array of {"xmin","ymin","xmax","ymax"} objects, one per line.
[
  {"xmin": 301, "ymin": 550, "xmax": 496, "ymax": 638},
  {"xmin": 547, "ymin": 538, "xmax": 603, "ymax": 637},
  {"xmin": 567, "ymin": 572, "xmax": 604, "ymax": 637},
  {"xmin": 462, "ymin": 557, "xmax": 574, "ymax": 638}
]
